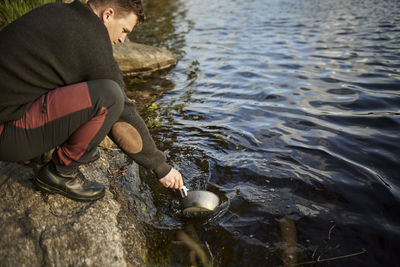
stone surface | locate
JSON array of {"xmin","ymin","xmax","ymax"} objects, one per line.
[
  {"xmin": 0, "ymin": 148, "xmax": 146, "ymax": 266},
  {"xmin": 113, "ymin": 42, "xmax": 178, "ymax": 76}
]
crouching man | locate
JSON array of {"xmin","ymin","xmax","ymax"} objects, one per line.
[{"xmin": 0, "ymin": 0, "xmax": 183, "ymax": 201}]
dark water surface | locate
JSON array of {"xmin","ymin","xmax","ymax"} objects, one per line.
[{"xmin": 125, "ymin": 0, "xmax": 400, "ymax": 266}]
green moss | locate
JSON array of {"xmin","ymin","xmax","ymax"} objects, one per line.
[
  {"xmin": 0, "ymin": 0, "xmax": 54, "ymax": 26},
  {"xmin": 127, "ymin": 77, "xmax": 148, "ymax": 85},
  {"xmin": 146, "ymin": 118, "xmax": 162, "ymax": 128},
  {"xmin": 147, "ymin": 103, "xmax": 159, "ymax": 112}
]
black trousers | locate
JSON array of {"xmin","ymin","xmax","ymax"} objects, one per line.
[{"xmin": 0, "ymin": 79, "xmax": 124, "ymax": 173}]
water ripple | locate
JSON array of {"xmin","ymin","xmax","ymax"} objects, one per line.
[{"xmin": 130, "ymin": 0, "xmax": 400, "ymax": 265}]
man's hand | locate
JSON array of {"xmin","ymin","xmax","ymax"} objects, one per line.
[{"xmin": 159, "ymin": 168, "xmax": 183, "ymax": 190}]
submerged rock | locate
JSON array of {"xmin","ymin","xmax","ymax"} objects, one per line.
[
  {"xmin": 113, "ymin": 42, "xmax": 178, "ymax": 76},
  {"xmin": 0, "ymin": 147, "xmax": 146, "ymax": 266}
]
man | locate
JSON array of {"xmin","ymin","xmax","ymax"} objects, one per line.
[{"xmin": 0, "ymin": 0, "xmax": 183, "ymax": 201}]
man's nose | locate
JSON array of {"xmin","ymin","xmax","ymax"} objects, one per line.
[{"xmin": 119, "ymin": 34, "xmax": 129, "ymax": 44}]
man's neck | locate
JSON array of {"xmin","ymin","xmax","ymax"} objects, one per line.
[{"xmin": 87, "ymin": 2, "xmax": 100, "ymax": 18}]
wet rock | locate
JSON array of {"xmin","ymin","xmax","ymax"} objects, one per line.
[
  {"xmin": 0, "ymin": 149, "xmax": 146, "ymax": 266},
  {"xmin": 113, "ymin": 42, "xmax": 178, "ymax": 76}
]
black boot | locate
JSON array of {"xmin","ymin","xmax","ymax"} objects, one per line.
[{"xmin": 33, "ymin": 162, "xmax": 105, "ymax": 201}]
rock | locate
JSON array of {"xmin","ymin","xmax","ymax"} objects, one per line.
[
  {"xmin": 113, "ymin": 42, "xmax": 178, "ymax": 76},
  {"xmin": 0, "ymin": 148, "xmax": 146, "ymax": 266},
  {"xmin": 99, "ymin": 135, "xmax": 119, "ymax": 150}
]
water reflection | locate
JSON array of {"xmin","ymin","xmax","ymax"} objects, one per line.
[
  {"xmin": 129, "ymin": 0, "xmax": 191, "ymax": 58},
  {"xmin": 280, "ymin": 217, "xmax": 297, "ymax": 266}
]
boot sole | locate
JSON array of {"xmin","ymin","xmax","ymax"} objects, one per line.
[{"xmin": 33, "ymin": 176, "xmax": 105, "ymax": 202}]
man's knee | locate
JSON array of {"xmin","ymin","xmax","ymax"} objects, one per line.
[{"xmin": 87, "ymin": 79, "xmax": 124, "ymax": 112}]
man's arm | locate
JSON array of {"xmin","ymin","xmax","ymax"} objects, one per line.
[{"xmin": 108, "ymin": 95, "xmax": 183, "ymax": 189}]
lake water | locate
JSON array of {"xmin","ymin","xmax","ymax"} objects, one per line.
[{"xmin": 124, "ymin": 0, "xmax": 400, "ymax": 266}]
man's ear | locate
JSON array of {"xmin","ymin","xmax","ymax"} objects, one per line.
[{"xmin": 101, "ymin": 7, "xmax": 115, "ymax": 23}]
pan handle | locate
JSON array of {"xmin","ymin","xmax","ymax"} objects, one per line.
[{"xmin": 180, "ymin": 185, "xmax": 189, "ymax": 198}]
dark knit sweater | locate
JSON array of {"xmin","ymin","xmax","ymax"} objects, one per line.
[{"xmin": 0, "ymin": 0, "xmax": 171, "ymax": 178}]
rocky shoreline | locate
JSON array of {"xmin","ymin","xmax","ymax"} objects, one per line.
[{"xmin": 0, "ymin": 144, "xmax": 147, "ymax": 266}]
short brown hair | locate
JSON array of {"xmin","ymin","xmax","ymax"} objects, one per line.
[{"xmin": 87, "ymin": 0, "xmax": 145, "ymax": 25}]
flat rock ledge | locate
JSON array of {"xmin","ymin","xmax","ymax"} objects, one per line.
[
  {"xmin": 0, "ymin": 145, "xmax": 146, "ymax": 266},
  {"xmin": 113, "ymin": 42, "xmax": 178, "ymax": 76}
]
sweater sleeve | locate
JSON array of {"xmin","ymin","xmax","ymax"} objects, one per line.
[{"xmin": 108, "ymin": 94, "xmax": 172, "ymax": 178}]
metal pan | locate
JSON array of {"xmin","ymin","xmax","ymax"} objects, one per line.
[{"xmin": 180, "ymin": 186, "xmax": 220, "ymax": 217}]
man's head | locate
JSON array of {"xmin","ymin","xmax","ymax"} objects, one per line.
[{"xmin": 87, "ymin": 0, "xmax": 145, "ymax": 45}]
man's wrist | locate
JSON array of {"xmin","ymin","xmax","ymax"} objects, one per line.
[{"xmin": 154, "ymin": 162, "xmax": 172, "ymax": 179}]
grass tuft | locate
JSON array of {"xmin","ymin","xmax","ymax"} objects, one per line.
[{"xmin": 0, "ymin": 0, "xmax": 54, "ymax": 27}]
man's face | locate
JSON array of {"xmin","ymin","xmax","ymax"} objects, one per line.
[{"xmin": 102, "ymin": 9, "xmax": 138, "ymax": 45}]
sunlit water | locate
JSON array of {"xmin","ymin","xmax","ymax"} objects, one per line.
[{"xmin": 124, "ymin": 0, "xmax": 400, "ymax": 265}]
